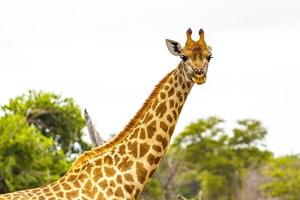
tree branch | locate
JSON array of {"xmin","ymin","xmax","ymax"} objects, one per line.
[
  {"xmin": 84, "ymin": 109, "xmax": 105, "ymax": 147},
  {"xmin": 177, "ymin": 195, "xmax": 188, "ymax": 200}
]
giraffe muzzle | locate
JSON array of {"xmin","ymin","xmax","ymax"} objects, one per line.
[{"xmin": 192, "ymin": 68, "xmax": 207, "ymax": 85}]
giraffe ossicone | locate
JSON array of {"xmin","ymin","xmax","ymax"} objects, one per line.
[{"xmin": 0, "ymin": 28, "xmax": 212, "ymax": 200}]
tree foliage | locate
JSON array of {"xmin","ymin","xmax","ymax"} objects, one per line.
[
  {"xmin": 0, "ymin": 91, "xmax": 88, "ymax": 193},
  {"xmin": 0, "ymin": 114, "xmax": 69, "ymax": 193},
  {"xmin": 142, "ymin": 117, "xmax": 272, "ymax": 200},
  {"xmin": 262, "ymin": 156, "xmax": 300, "ymax": 200},
  {"xmin": 1, "ymin": 90, "xmax": 89, "ymax": 156}
]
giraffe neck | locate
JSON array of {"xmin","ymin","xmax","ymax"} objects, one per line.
[
  {"xmin": 72, "ymin": 62, "xmax": 194, "ymax": 199},
  {"xmin": 121, "ymin": 62, "xmax": 194, "ymax": 193},
  {"xmin": 74, "ymin": 62, "xmax": 193, "ymax": 199}
]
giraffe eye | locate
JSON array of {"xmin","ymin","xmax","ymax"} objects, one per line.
[
  {"xmin": 207, "ymin": 55, "xmax": 213, "ymax": 62},
  {"xmin": 180, "ymin": 55, "xmax": 188, "ymax": 62}
]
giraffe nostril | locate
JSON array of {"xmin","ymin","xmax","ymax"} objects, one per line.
[{"xmin": 194, "ymin": 69, "xmax": 204, "ymax": 76}]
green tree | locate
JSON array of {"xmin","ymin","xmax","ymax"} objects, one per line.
[
  {"xmin": 0, "ymin": 114, "xmax": 69, "ymax": 193},
  {"xmin": 0, "ymin": 91, "xmax": 89, "ymax": 193},
  {"xmin": 142, "ymin": 117, "xmax": 272, "ymax": 200},
  {"xmin": 262, "ymin": 155, "xmax": 300, "ymax": 200},
  {"xmin": 1, "ymin": 90, "xmax": 89, "ymax": 156}
]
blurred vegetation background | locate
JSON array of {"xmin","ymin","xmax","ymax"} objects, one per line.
[{"xmin": 0, "ymin": 91, "xmax": 299, "ymax": 200}]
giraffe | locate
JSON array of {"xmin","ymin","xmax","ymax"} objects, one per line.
[{"xmin": 0, "ymin": 28, "xmax": 212, "ymax": 200}]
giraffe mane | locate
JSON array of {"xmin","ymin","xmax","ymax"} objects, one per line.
[
  {"xmin": 119, "ymin": 70, "xmax": 175, "ymax": 135},
  {"xmin": 69, "ymin": 69, "xmax": 175, "ymax": 171}
]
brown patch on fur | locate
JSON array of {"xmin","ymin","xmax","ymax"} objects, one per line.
[
  {"xmin": 155, "ymin": 102, "xmax": 167, "ymax": 117},
  {"xmin": 174, "ymin": 74, "xmax": 178, "ymax": 80},
  {"xmin": 168, "ymin": 87, "xmax": 175, "ymax": 97},
  {"xmin": 99, "ymin": 180, "xmax": 108, "ymax": 190},
  {"xmin": 67, "ymin": 190, "xmax": 78, "ymax": 199},
  {"xmin": 146, "ymin": 120, "xmax": 156, "ymax": 138},
  {"xmin": 160, "ymin": 92, "xmax": 166, "ymax": 99},
  {"xmin": 147, "ymin": 153, "xmax": 161, "ymax": 165},
  {"xmin": 93, "ymin": 167, "xmax": 103, "ymax": 178},
  {"xmin": 130, "ymin": 128, "xmax": 139, "ymax": 139},
  {"xmin": 87, "ymin": 164, "xmax": 93, "ymax": 176},
  {"xmin": 160, "ymin": 121, "xmax": 168, "ymax": 132},
  {"xmin": 42, "ymin": 187, "xmax": 50, "ymax": 193},
  {"xmin": 95, "ymin": 158, "xmax": 102, "ymax": 166},
  {"xmin": 144, "ymin": 113, "xmax": 153, "ymax": 124},
  {"xmin": 83, "ymin": 182, "xmax": 96, "ymax": 199},
  {"xmin": 67, "ymin": 175, "xmax": 77, "ymax": 182},
  {"xmin": 156, "ymin": 135, "xmax": 168, "ymax": 149},
  {"xmin": 136, "ymin": 162, "xmax": 147, "ymax": 184},
  {"xmin": 167, "ymin": 114, "xmax": 173, "ymax": 123},
  {"xmin": 73, "ymin": 179, "xmax": 81, "ymax": 187},
  {"xmin": 106, "ymin": 188, "xmax": 113, "ymax": 197},
  {"xmin": 104, "ymin": 167, "xmax": 116, "ymax": 177},
  {"xmin": 134, "ymin": 189, "xmax": 141, "ymax": 199},
  {"xmin": 118, "ymin": 156, "xmax": 134, "ymax": 172},
  {"xmin": 109, "ymin": 180, "xmax": 116, "ymax": 187},
  {"xmin": 118, "ymin": 144, "xmax": 126, "ymax": 155},
  {"xmin": 56, "ymin": 191, "xmax": 64, "ymax": 198},
  {"xmin": 125, "ymin": 184, "xmax": 134, "ymax": 194},
  {"xmin": 149, "ymin": 169, "xmax": 156, "ymax": 178},
  {"xmin": 62, "ymin": 182, "xmax": 71, "ymax": 190},
  {"xmin": 139, "ymin": 143, "xmax": 150, "ymax": 158},
  {"xmin": 83, "ymin": 187, "xmax": 97, "ymax": 199},
  {"xmin": 115, "ymin": 187, "xmax": 124, "ymax": 198},
  {"xmin": 117, "ymin": 175, "xmax": 122, "ymax": 184},
  {"xmin": 140, "ymin": 128, "xmax": 146, "ymax": 139},
  {"xmin": 128, "ymin": 141, "xmax": 138, "ymax": 158},
  {"xmin": 82, "ymin": 196, "xmax": 89, "ymax": 200},
  {"xmin": 179, "ymin": 76, "xmax": 183, "ymax": 85},
  {"xmin": 179, "ymin": 96, "xmax": 183, "ymax": 102},
  {"xmin": 147, "ymin": 153, "xmax": 155, "ymax": 165},
  {"xmin": 178, "ymin": 105, "xmax": 183, "ymax": 112},
  {"xmin": 169, "ymin": 99, "xmax": 175, "ymax": 108},
  {"xmin": 152, "ymin": 99, "xmax": 159, "ymax": 110},
  {"xmin": 152, "ymin": 145, "xmax": 162, "ymax": 153},
  {"xmin": 114, "ymin": 154, "xmax": 121, "ymax": 165},
  {"xmin": 172, "ymin": 110, "xmax": 178, "ymax": 119},
  {"xmin": 124, "ymin": 173, "xmax": 134, "ymax": 182},
  {"xmin": 96, "ymin": 192, "xmax": 106, "ymax": 200},
  {"xmin": 169, "ymin": 125, "xmax": 176, "ymax": 137},
  {"xmin": 104, "ymin": 155, "xmax": 113, "ymax": 165},
  {"xmin": 78, "ymin": 173, "xmax": 88, "ymax": 182}
]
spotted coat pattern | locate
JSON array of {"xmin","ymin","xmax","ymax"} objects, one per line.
[{"xmin": 0, "ymin": 63, "xmax": 195, "ymax": 200}]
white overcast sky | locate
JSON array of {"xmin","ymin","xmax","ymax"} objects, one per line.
[{"xmin": 1, "ymin": 0, "xmax": 300, "ymax": 156}]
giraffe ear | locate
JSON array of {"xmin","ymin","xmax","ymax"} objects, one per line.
[
  {"xmin": 208, "ymin": 45, "xmax": 212, "ymax": 51},
  {"xmin": 166, "ymin": 39, "xmax": 184, "ymax": 56}
]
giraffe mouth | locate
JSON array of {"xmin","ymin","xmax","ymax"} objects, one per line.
[
  {"xmin": 192, "ymin": 74, "xmax": 207, "ymax": 85},
  {"xmin": 192, "ymin": 68, "xmax": 207, "ymax": 85}
]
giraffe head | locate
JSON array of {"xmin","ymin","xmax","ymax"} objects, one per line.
[{"xmin": 166, "ymin": 28, "xmax": 212, "ymax": 84}]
